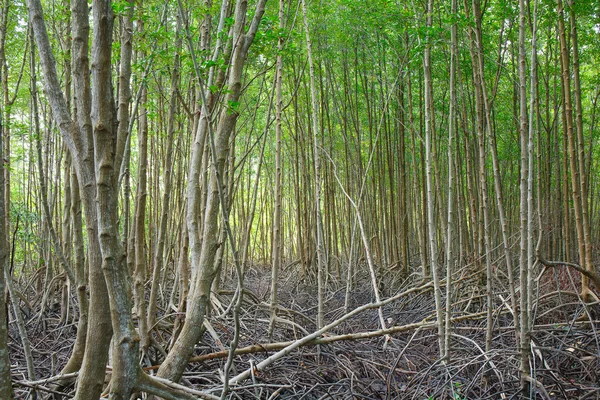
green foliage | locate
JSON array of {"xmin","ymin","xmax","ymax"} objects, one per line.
[
  {"xmin": 112, "ymin": 0, "xmax": 134, "ymax": 17},
  {"xmin": 8, "ymin": 203, "xmax": 41, "ymax": 272}
]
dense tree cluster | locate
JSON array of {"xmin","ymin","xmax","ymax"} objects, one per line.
[{"xmin": 0, "ymin": 0, "xmax": 599, "ymax": 398}]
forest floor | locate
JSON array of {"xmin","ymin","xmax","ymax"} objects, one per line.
[{"xmin": 7, "ymin": 264, "xmax": 600, "ymax": 399}]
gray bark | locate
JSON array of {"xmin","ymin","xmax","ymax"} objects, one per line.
[
  {"xmin": 157, "ymin": 0, "xmax": 267, "ymax": 381},
  {"xmin": 28, "ymin": 0, "xmax": 113, "ymax": 398},
  {"xmin": 423, "ymin": 0, "xmax": 444, "ymax": 358},
  {"xmin": 0, "ymin": 73, "xmax": 13, "ymax": 400},
  {"xmin": 148, "ymin": 13, "xmax": 182, "ymax": 332},
  {"xmin": 302, "ymin": 0, "xmax": 326, "ymax": 330},
  {"xmin": 269, "ymin": 0, "xmax": 285, "ymax": 338}
]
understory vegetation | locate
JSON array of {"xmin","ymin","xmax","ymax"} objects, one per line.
[{"xmin": 0, "ymin": 0, "xmax": 599, "ymax": 398}]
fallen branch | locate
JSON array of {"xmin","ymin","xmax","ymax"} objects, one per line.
[
  {"xmin": 14, "ymin": 372, "xmax": 79, "ymax": 386},
  {"xmin": 13, "ymin": 381, "xmax": 72, "ymax": 397},
  {"xmin": 146, "ymin": 282, "xmax": 432, "ymax": 373},
  {"xmin": 228, "ymin": 282, "xmax": 475, "ymax": 385},
  {"xmin": 187, "ymin": 322, "xmax": 437, "ymax": 365},
  {"xmin": 136, "ymin": 373, "xmax": 220, "ymax": 400},
  {"xmin": 217, "ymin": 313, "xmax": 479, "ymax": 383}
]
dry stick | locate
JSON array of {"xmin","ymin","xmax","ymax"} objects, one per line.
[
  {"xmin": 228, "ymin": 282, "xmax": 433, "ymax": 385},
  {"xmin": 385, "ymin": 327, "xmax": 423, "ymax": 400},
  {"xmin": 343, "ymin": 217, "xmax": 359, "ymax": 313},
  {"xmin": 562, "ymin": 267, "xmax": 600, "ymax": 350},
  {"xmin": 260, "ymin": 316, "xmax": 310, "ymax": 336},
  {"xmin": 212, "ymin": 323, "xmax": 435, "ymax": 361},
  {"xmin": 18, "ymin": 369, "xmax": 216, "ymax": 400},
  {"xmin": 13, "ymin": 381, "xmax": 69, "ymax": 398},
  {"xmin": 523, "ymin": 375, "xmax": 551, "ymax": 400},
  {"xmin": 188, "ymin": 311, "xmax": 485, "ymax": 372},
  {"xmin": 451, "ymin": 333, "xmax": 505, "ymax": 394},
  {"xmin": 5, "ymin": 218, "xmax": 37, "ymax": 396},
  {"xmin": 5, "ymin": 269, "xmax": 37, "ymax": 381},
  {"xmin": 17, "ymin": 372, "xmax": 80, "ymax": 387},
  {"xmin": 323, "ymin": 151, "xmax": 389, "ymax": 341},
  {"xmin": 137, "ymin": 373, "xmax": 219, "ymax": 400}
]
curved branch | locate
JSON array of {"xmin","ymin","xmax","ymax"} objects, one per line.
[{"xmin": 537, "ymin": 253, "xmax": 600, "ymax": 290}]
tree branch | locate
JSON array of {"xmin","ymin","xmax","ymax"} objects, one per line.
[
  {"xmin": 27, "ymin": 0, "xmax": 79, "ymax": 161},
  {"xmin": 537, "ymin": 253, "xmax": 600, "ymax": 290}
]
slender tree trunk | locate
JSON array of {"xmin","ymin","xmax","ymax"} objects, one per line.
[
  {"xmin": 518, "ymin": 0, "xmax": 531, "ymax": 391},
  {"xmin": 31, "ymin": 33, "xmax": 76, "ymax": 285},
  {"xmin": 148, "ymin": 12, "xmax": 182, "ymax": 333},
  {"xmin": 31, "ymin": 29, "xmax": 89, "ymax": 384},
  {"xmin": 562, "ymin": 97, "xmax": 571, "ymax": 262},
  {"xmin": 302, "ymin": 0, "xmax": 326, "ymax": 330},
  {"xmin": 423, "ymin": 0, "xmax": 444, "ymax": 358},
  {"xmin": 467, "ymin": 0, "xmax": 520, "ymax": 343},
  {"xmin": 444, "ymin": 0, "xmax": 457, "ymax": 360},
  {"xmin": 269, "ymin": 0, "xmax": 285, "ymax": 338},
  {"xmin": 0, "ymin": 0, "xmax": 9, "ymax": 240},
  {"xmin": 61, "ymin": 165, "xmax": 88, "ymax": 375},
  {"xmin": 90, "ymin": 1, "xmax": 144, "ymax": 397},
  {"xmin": 158, "ymin": 0, "xmax": 267, "ymax": 381},
  {"xmin": 568, "ymin": 0, "xmax": 594, "ymax": 300},
  {"xmin": 526, "ymin": 0, "xmax": 539, "ymax": 333},
  {"xmin": 0, "ymin": 57, "xmax": 12, "ymax": 400},
  {"xmin": 557, "ymin": 0, "xmax": 589, "ymax": 301},
  {"xmin": 467, "ymin": 0, "xmax": 494, "ymax": 354},
  {"xmin": 132, "ymin": 66, "xmax": 149, "ymax": 353}
]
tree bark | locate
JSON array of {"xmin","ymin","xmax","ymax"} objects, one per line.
[
  {"xmin": 518, "ymin": 0, "xmax": 531, "ymax": 391},
  {"xmin": 0, "ymin": 57, "xmax": 12, "ymax": 400},
  {"xmin": 268, "ymin": 0, "xmax": 285, "ymax": 339},
  {"xmin": 302, "ymin": 0, "xmax": 326, "ymax": 330},
  {"xmin": 557, "ymin": 0, "xmax": 589, "ymax": 302},
  {"xmin": 157, "ymin": 0, "xmax": 267, "ymax": 381},
  {"xmin": 568, "ymin": 0, "xmax": 594, "ymax": 301},
  {"xmin": 28, "ymin": 1, "xmax": 113, "ymax": 398},
  {"xmin": 148, "ymin": 11, "xmax": 182, "ymax": 335},
  {"xmin": 444, "ymin": 0, "xmax": 458, "ymax": 360},
  {"xmin": 423, "ymin": 0, "xmax": 445, "ymax": 358}
]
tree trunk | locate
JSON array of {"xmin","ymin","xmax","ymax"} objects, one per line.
[
  {"xmin": 568, "ymin": 0, "xmax": 594, "ymax": 301},
  {"xmin": 302, "ymin": 0, "xmax": 326, "ymax": 330},
  {"xmin": 444, "ymin": 0, "xmax": 458, "ymax": 360},
  {"xmin": 423, "ymin": 0, "xmax": 444, "ymax": 358},
  {"xmin": 28, "ymin": 1, "xmax": 113, "ymax": 397},
  {"xmin": 157, "ymin": 0, "xmax": 267, "ymax": 381},
  {"xmin": 0, "ymin": 58, "xmax": 12, "ymax": 399},
  {"xmin": 518, "ymin": 0, "xmax": 531, "ymax": 391},
  {"xmin": 269, "ymin": 0, "xmax": 285, "ymax": 338},
  {"xmin": 557, "ymin": 0, "xmax": 589, "ymax": 301},
  {"xmin": 148, "ymin": 11, "xmax": 182, "ymax": 334}
]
